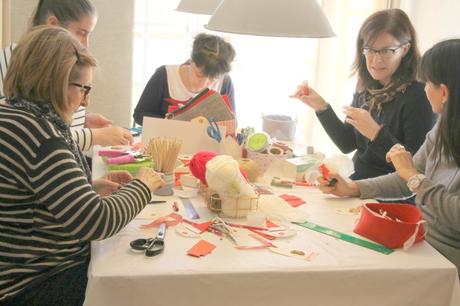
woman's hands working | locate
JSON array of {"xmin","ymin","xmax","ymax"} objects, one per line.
[
  {"xmin": 343, "ymin": 106, "xmax": 382, "ymax": 141},
  {"xmin": 385, "ymin": 144, "xmax": 419, "ymax": 181},
  {"xmin": 92, "ymin": 126, "xmax": 134, "ymax": 146},
  {"xmin": 93, "ymin": 170, "xmax": 133, "ymax": 196},
  {"xmin": 93, "ymin": 168, "xmax": 165, "ymax": 196},
  {"xmin": 291, "ymin": 82, "xmax": 382, "ymax": 141},
  {"xmin": 290, "ymin": 82, "xmax": 328, "ymax": 112},
  {"xmin": 316, "ymin": 143, "xmax": 420, "ymax": 198}
]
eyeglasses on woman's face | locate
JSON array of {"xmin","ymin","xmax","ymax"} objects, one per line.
[
  {"xmin": 71, "ymin": 82, "xmax": 92, "ymax": 98},
  {"xmin": 362, "ymin": 44, "xmax": 406, "ymax": 59}
]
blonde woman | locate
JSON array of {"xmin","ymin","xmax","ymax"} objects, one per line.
[{"xmin": 0, "ymin": 26, "xmax": 164, "ymax": 305}]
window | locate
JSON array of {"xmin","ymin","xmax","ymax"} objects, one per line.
[{"xmin": 133, "ymin": 0, "xmax": 386, "ymax": 154}]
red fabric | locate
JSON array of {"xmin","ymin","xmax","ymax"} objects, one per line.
[
  {"xmin": 353, "ymin": 203, "xmax": 425, "ymax": 249},
  {"xmin": 166, "ymin": 97, "xmax": 189, "ymax": 113}
]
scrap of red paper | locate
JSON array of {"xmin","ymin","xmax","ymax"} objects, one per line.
[
  {"xmin": 279, "ymin": 194, "xmax": 306, "ymax": 207},
  {"xmin": 183, "ymin": 219, "xmax": 213, "ymax": 233},
  {"xmin": 187, "ymin": 240, "xmax": 216, "ymax": 257},
  {"xmin": 266, "ymin": 219, "xmax": 279, "ymax": 228},
  {"xmin": 319, "ymin": 164, "xmax": 330, "ymax": 179},
  {"xmin": 140, "ymin": 213, "xmax": 182, "ymax": 228}
]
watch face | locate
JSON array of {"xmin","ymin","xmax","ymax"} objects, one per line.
[{"xmin": 408, "ymin": 174, "xmax": 425, "ymax": 191}]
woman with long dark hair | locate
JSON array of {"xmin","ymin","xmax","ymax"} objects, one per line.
[{"xmin": 317, "ymin": 39, "xmax": 460, "ymax": 273}]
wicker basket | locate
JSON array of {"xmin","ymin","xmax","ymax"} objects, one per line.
[{"xmin": 205, "ymin": 190, "xmax": 259, "ymax": 218}]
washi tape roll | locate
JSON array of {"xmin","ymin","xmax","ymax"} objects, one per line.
[
  {"xmin": 246, "ymin": 132, "xmax": 270, "ymax": 152},
  {"xmin": 268, "ymin": 146, "xmax": 284, "ymax": 156}
]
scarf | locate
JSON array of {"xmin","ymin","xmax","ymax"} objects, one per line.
[
  {"xmin": 360, "ymin": 80, "xmax": 413, "ymax": 114},
  {"xmin": 8, "ymin": 98, "xmax": 92, "ymax": 183}
]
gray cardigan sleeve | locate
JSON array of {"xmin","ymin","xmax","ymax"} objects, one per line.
[
  {"xmin": 356, "ymin": 123, "xmax": 460, "ymax": 229},
  {"xmin": 355, "ymin": 124, "xmax": 432, "ymax": 199}
]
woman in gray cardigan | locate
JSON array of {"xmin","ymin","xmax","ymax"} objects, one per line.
[{"xmin": 317, "ymin": 39, "xmax": 460, "ymax": 273}]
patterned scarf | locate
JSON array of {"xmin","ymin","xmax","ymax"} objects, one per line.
[
  {"xmin": 8, "ymin": 98, "xmax": 92, "ymax": 183},
  {"xmin": 361, "ymin": 80, "xmax": 413, "ymax": 114}
]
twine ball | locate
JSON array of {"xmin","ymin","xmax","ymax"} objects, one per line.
[
  {"xmin": 238, "ymin": 158, "xmax": 258, "ymax": 182},
  {"xmin": 189, "ymin": 151, "xmax": 218, "ymax": 185}
]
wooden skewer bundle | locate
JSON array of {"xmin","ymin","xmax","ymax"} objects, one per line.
[{"xmin": 145, "ymin": 137, "xmax": 182, "ymax": 173}]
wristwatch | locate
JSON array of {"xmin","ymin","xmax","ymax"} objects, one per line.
[{"xmin": 407, "ymin": 174, "xmax": 426, "ymax": 192}]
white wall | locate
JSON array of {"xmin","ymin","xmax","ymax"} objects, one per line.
[
  {"xmin": 400, "ymin": 0, "xmax": 460, "ymax": 52},
  {"xmin": 10, "ymin": 0, "xmax": 134, "ymax": 127}
]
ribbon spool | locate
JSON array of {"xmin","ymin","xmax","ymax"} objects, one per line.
[
  {"xmin": 246, "ymin": 132, "xmax": 271, "ymax": 152},
  {"xmin": 268, "ymin": 146, "xmax": 284, "ymax": 156},
  {"xmin": 238, "ymin": 158, "xmax": 259, "ymax": 182}
]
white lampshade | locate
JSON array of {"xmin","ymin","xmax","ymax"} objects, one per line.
[
  {"xmin": 175, "ymin": 0, "xmax": 222, "ymax": 15},
  {"xmin": 205, "ymin": 0, "xmax": 335, "ymax": 38}
]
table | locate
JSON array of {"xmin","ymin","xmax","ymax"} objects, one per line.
[{"xmin": 84, "ymin": 149, "xmax": 460, "ymax": 306}]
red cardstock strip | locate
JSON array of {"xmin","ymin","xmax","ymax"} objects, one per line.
[
  {"xmin": 279, "ymin": 194, "xmax": 306, "ymax": 207},
  {"xmin": 140, "ymin": 213, "xmax": 182, "ymax": 228},
  {"xmin": 187, "ymin": 240, "xmax": 216, "ymax": 257}
]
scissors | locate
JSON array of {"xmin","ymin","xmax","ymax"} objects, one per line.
[
  {"xmin": 206, "ymin": 117, "xmax": 222, "ymax": 143},
  {"xmin": 130, "ymin": 223, "xmax": 166, "ymax": 257}
]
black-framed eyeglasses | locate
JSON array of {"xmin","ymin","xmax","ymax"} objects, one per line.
[
  {"xmin": 71, "ymin": 83, "xmax": 92, "ymax": 98},
  {"xmin": 362, "ymin": 44, "xmax": 405, "ymax": 58}
]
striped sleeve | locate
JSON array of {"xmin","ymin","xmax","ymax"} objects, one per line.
[
  {"xmin": 29, "ymin": 137, "xmax": 151, "ymax": 241},
  {"xmin": 71, "ymin": 106, "xmax": 86, "ymax": 128},
  {"xmin": 70, "ymin": 127, "xmax": 93, "ymax": 151}
]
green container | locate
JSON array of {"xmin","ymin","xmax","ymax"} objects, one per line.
[{"xmin": 106, "ymin": 158, "xmax": 154, "ymax": 175}]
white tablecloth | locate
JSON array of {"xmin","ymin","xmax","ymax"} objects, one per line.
[{"xmin": 85, "ymin": 149, "xmax": 460, "ymax": 306}]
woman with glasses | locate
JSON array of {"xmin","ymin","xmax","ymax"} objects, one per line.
[
  {"xmin": 133, "ymin": 33, "xmax": 236, "ymax": 125},
  {"xmin": 0, "ymin": 26, "xmax": 165, "ymax": 306},
  {"xmin": 0, "ymin": 0, "xmax": 133, "ymax": 151},
  {"xmin": 317, "ymin": 39, "xmax": 460, "ymax": 274},
  {"xmin": 291, "ymin": 9, "xmax": 436, "ymax": 180}
]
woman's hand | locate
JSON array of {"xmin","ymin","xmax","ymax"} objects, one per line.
[
  {"xmin": 386, "ymin": 144, "xmax": 419, "ymax": 181},
  {"xmin": 104, "ymin": 170, "xmax": 133, "ymax": 185},
  {"xmin": 317, "ymin": 173, "xmax": 361, "ymax": 197},
  {"xmin": 137, "ymin": 167, "xmax": 165, "ymax": 192},
  {"xmin": 93, "ymin": 178, "xmax": 122, "ymax": 196},
  {"xmin": 343, "ymin": 106, "xmax": 382, "ymax": 140},
  {"xmin": 92, "ymin": 126, "xmax": 134, "ymax": 146},
  {"xmin": 290, "ymin": 82, "xmax": 328, "ymax": 111},
  {"xmin": 92, "ymin": 170, "xmax": 133, "ymax": 196},
  {"xmin": 85, "ymin": 113, "xmax": 112, "ymax": 128}
]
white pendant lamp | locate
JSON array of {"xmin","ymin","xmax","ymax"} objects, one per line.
[
  {"xmin": 175, "ymin": 0, "xmax": 222, "ymax": 15},
  {"xmin": 205, "ymin": 0, "xmax": 335, "ymax": 38}
]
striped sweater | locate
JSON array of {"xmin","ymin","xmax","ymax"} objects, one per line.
[
  {"xmin": 0, "ymin": 104, "xmax": 151, "ymax": 301},
  {"xmin": 1, "ymin": 44, "xmax": 92, "ymax": 151}
]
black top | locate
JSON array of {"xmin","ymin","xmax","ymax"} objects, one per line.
[
  {"xmin": 316, "ymin": 81, "xmax": 437, "ymax": 180},
  {"xmin": 133, "ymin": 65, "xmax": 235, "ymax": 125}
]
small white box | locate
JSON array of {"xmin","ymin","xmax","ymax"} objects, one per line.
[{"xmin": 282, "ymin": 156, "xmax": 321, "ymax": 181}]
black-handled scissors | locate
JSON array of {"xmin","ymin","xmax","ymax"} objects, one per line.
[{"xmin": 130, "ymin": 223, "xmax": 166, "ymax": 257}]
